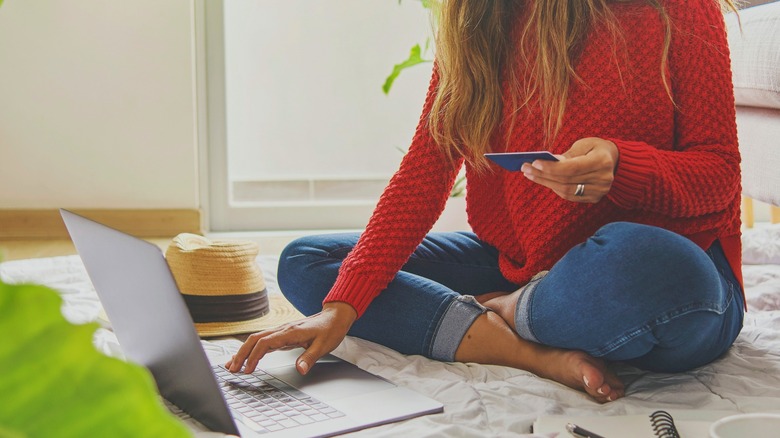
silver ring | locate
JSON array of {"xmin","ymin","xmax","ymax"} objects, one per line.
[{"xmin": 574, "ymin": 183, "xmax": 585, "ymax": 197}]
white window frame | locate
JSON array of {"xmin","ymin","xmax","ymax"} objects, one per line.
[
  {"xmin": 197, "ymin": 1, "xmax": 438, "ymax": 233},
  {"xmin": 196, "ymin": 0, "xmax": 398, "ymax": 232}
]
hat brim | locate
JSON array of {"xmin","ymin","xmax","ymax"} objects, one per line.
[{"xmin": 194, "ymin": 294, "xmax": 304, "ymax": 338}]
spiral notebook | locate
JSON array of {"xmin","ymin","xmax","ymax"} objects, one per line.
[{"xmin": 532, "ymin": 409, "xmax": 734, "ymax": 438}]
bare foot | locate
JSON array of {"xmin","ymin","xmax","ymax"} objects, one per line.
[
  {"xmin": 473, "ymin": 292, "xmax": 624, "ymax": 403},
  {"xmin": 532, "ymin": 347, "xmax": 625, "ymax": 403}
]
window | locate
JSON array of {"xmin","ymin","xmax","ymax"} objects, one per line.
[{"xmin": 199, "ymin": 0, "xmax": 433, "ymax": 231}]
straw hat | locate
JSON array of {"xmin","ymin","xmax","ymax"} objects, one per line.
[{"xmin": 165, "ymin": 233, "xmax": 301, "ymax": 337}]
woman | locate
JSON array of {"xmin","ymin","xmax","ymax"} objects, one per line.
[{"xmin": 227, "ymin": 0, "xmax": 743, "ymax": 403}]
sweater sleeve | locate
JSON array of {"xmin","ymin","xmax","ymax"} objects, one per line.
[
  {"xmin": 607, "ymin": 0, "xmax": 740, "ymax": 218},
  {"xmin": 323, "ymin": 65, "xmax": 463, "ymax": 317}
]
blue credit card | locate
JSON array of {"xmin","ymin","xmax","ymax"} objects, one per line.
[{"xmin": 484, "ymin": 152, "xmax": 559, "ymax": 171}]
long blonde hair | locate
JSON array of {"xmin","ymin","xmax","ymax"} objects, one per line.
[{"xmin": 428, "ymin": 0, "xmax": 738, "ymax": 171}]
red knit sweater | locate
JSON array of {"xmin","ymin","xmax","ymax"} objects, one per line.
[{"xmin": 325, "ymin": 0, "xmax": 742, "ymax": 317}]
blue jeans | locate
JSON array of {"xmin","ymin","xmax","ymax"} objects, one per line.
[{"xmin": 278, "ymin": 222, "xmax": 744, "ymax": 373}]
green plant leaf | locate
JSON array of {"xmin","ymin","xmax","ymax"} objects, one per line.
[
  {"xmin": 397, "ymin": 0, "xmax": 433, "ymax": 8},
  {"xmin": 0, "ymin": 280, "xmax": 191, "ymax": 437},
  {"xmin": 450, "ymin": 174, "xmax": 467, "ymax": 198},
  {"xmin": 382, "ymin": 44, "xmax": 431, "ymax": 94}
]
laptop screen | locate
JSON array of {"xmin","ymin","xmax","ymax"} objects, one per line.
[{"xmin": 60, "ymin": 209, "xmax": 239, "ymax": 435}]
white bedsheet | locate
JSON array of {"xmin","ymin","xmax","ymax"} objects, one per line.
[{"xmin": 3, "ymin": 227, "xmax": 780, "ymax": 437}]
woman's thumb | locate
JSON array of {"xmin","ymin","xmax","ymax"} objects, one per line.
[
  {"xmin": 297, "ymin": 346, "xmax": 324, "ymax": 375},
  {"xmin": 296, "ymin": 358, "xmax": 311, "ymax": 375}
]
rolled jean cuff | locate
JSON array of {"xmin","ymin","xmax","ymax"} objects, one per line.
[
  {"xmin": 514, "ymin": 272, "xmax": 547, "ymax": 343},
  {"xmin": 430, "ymin": 295, "xmax": 488, "ymax": 362}
]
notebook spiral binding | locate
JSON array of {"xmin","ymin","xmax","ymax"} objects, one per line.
[{"xmin": 649, "ymin": 410, "xmax": 681, "ymax": 438}]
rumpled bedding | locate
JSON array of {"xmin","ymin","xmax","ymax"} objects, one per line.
[{"xmin": 2, "ymin": 225, "xmax": 780, "ymax": 437}]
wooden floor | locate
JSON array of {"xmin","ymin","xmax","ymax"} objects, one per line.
[{"xmin": 0, "ymin": 238, "xmax": 173, "ymax": 262}]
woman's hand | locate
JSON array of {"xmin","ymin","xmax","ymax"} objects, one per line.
[
  {"xmin": 521, "ymin": 137, "xmax": 619, "ymax": 203},
  {"xmin": 225, "ymin": 301, "xmax": 357, "ymax": 375}
]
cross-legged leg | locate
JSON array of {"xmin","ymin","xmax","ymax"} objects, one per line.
[
  {"xmin": 482, "ymin": 222, "xmax": 744, "ymax": 374},
  {"xmin": 278, "ymin": 231, "xmax": 621, "ymax": 402}
]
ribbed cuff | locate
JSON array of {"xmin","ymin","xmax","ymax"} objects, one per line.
[
  {"xmin": 514, "ymin": 271, "xmax": 548, "ymax": 342},
  {"xmin": 606, "ymin": 139, "xmax": 656, "ymax": 210},
  {"xmin": 323, "ymin": 270, "xmax": 385, "ymax": 318},
  {"xmin": 430, "ymin": 295, "xmax": 488, "ymax": 362}
]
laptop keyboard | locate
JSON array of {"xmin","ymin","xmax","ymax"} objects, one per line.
[{"xmin": 213, "ymin": 364, "xmax": 345, "ymax": 433}]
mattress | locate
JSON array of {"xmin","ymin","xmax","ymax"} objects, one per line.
[{"xmin": 2, "ymin": 227, "xmax": 780, "ymax": 437}]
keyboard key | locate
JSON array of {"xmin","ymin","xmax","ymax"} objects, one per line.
[
  {"xmin": 311, "ymin": 413, "xmax": 329, "ymax": 422},
  {"xmin": 236, "ymin": 415, "xmax": 267, "ymax": 433},
  {"xmin": 327, "ymin": 411, "xmax": 346, "ymax": 419},
  {"xmin": 298, "ymin": 409, "xmax": 317, "ymax": 417},
  {"xmin": 247, "ymin": 411, "xmax": 271, "ymax": 420},
  {"xmin": 292, "ymin": 415, "xmax": 315, "ymax": 425},
  {"xmin": 278, "ymin": 419, "xmax": 298, "ymax": 428}
]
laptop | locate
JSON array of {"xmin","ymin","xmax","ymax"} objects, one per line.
[{"xmin": 60, "ymin": 209, "xmax": 443, "ymax": 437}]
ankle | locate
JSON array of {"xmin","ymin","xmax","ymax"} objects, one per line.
[
  {"xmin": 481, "ymin": 292, "xmax": 520, "ymax": 332},
  {"xmin": 454, "ymin": 312, "xmax": 530, "ymax": 367}
]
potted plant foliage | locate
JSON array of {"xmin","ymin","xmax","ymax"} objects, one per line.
[{"xmin": 0, "ymin": 279, "xmax": 191, "ymax": 437}]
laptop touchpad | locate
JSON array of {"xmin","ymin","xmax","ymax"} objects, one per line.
[{"xmin": 269, "ymin": 361, "xmax": 395, "ymax": 401}]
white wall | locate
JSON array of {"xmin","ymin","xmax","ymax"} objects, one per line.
[{"xmin": 0, "ymin": 0, "xmax": 199, "ymax": 209}]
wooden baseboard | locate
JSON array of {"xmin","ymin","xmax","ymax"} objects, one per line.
[
  {"xmin": 0, "ymin": 209, "xmax": 201, "ymax": 239},
  {"xmin": 742, "ymin": 196, "xmax": 754, "ymax": 228}
]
